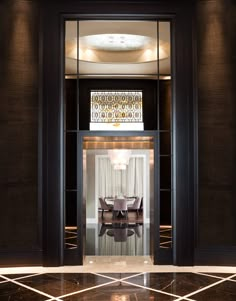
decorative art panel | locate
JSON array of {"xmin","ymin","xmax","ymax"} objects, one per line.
[{"xmin": 90, "ymin": 90, "xmax": 143, "ymax": 124}]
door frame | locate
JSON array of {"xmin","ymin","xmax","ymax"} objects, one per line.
[
  {"xmin": 79, "ymin": 131, "xmax": 158, "ymax": 262},
  {"xmin": 42, "ymin": 5, "xmax": 195, "ymax": 266}
]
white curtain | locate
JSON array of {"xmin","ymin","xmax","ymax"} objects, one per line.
[
  {"xmin": 98, "ymin": 157, "xmax": 143, "ymax": 198},
  {"xmin": 125, "ymin": 157, "xmax": 143, "ymax": 197}
]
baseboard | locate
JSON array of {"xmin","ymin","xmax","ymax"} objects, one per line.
[
  {"xmin": 0, "ymin": 250, "xmax": 42, "ymax": 267},
  {"xmin": 195, "ymin": 247, "xmax": 236, "ymax": 266}
]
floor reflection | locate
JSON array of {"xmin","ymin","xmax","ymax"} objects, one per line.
[
  {"xmin": 65, "ymin": 227, "xmax": 77, "ymax": 249},
  {"xmin": 160, "ymin": 227, "xmax": 172, "ymax": 249},
  {"xmin": 65, "ymin": 218, "xmax": 172, "ymax": 253},
  {"xmin": 86, "ymin": 223, "xmax": 149, "ymax": 256},
  {"xmin": 102, "ymin": 223, "xmax": 141, "ymax": 242}
]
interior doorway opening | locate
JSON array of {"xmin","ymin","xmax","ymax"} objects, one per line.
[
  {"xmin": 63, "ymin": 18, "xmax": 173, "ymax": 265},
  {"xmin": 83, "ymin": 136, "xmax": 154, "ymax": 257}
]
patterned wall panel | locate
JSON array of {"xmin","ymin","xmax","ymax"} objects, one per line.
[{"xmin": 90, "ymin": 90, "xmax": 143, "ymax": 123}]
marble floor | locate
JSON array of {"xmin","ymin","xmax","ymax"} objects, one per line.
[
  {"xmin": 1, "ymin": 262, "xmax": 236, "ymax": 301},
  {"xmin": 66, "ymin": 213, "xmax": 172, "ymax": 255}
]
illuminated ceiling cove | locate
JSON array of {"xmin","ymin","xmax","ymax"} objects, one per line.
[
  {"xmin": 65, "ymin": 21, "xmax": 171, "ymax": 77},
  {"xmin": 80, "ymin": 33, "xmax": 153, "ymax": 51}
]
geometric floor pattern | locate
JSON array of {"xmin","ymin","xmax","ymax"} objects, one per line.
[{"xmin": 1, "ymin": 272, "xmax": 236, "ymax": 300}]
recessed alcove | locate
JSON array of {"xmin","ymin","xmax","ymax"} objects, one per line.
[{"xmin": 63, "ymin": 19, "xmax": 173, "ymax": 264}]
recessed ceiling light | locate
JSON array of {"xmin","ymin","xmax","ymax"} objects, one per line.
[{"xmin": 80, "ymin": 33, "xmax": 154, "ymax": 51}]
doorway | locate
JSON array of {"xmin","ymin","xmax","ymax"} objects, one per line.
[
  {"xmin": 63, "ymin": 19, "xmax": 173, "ymax": 265},
  {"xmin": 42, "ymin": 4, "xmax": 195, "ymax": 267},
  {"xmin": 64, "ymin": 130, "xmax": 173, "ymax": 265},
  {"xmin": 83, "ymin": 136, "xmax": 154, "ymax": 257}
]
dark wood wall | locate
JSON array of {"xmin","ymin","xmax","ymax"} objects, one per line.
[
  {"xmin": 196, "ymin": 0, "xmax": 236, "ymax": 264},
  {"xmin": 0, "ymin": 0, "xmax": 41, "ymax": 265},
  {"xmin": 1, "ymin": 0, "xmax": 236, "ymax": 266}
]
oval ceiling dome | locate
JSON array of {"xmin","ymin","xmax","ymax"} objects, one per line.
[{"xmin": 79, "ymin": 33, "xmax": 154, "ymax": 51}]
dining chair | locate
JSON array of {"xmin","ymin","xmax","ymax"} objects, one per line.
[
  {"xmin": 113, "ymin": 198, "xmax": 128, "ymax": 219},
  {"xmin": 127, "ymin": 196, "xmax": 142, "ymax": 216},
  {"xmin": 99, "ymin": 197, "xmax": 113, "ymax": 219}
]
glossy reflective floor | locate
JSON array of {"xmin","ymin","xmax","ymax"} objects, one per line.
[
  {"xmin": 1, "ymin": 271, "xmax": 236, "ymax": 300},
  {"xmin": 66, "ymin": 211, "xmax": 172, "ymax": 254},
  {"xmin": 86, "ymin": 223, "xmax": 150, "ymax": 256},
  {"xmin": 66, "ymin": 224, "xmax": 172, "ymax": 253}
]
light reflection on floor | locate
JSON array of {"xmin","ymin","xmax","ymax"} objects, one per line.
[
  {"xmin": 86, "ymin": 223, "xmax": 149, "ymax": 256},
  {"xmin": 65, "ymin": 223, "xmax": 172, "ymax": 254}
]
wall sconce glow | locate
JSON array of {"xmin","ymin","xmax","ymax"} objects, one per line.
[
  {"xmin": 143, "ymin": 48, "xmax": 154, "ymax": 61},
  {"xmin": 80, "ymin": 34, "xmax": 154, "ymax": 51},
  {"xmin": 158, "ymin": 45, "xmax": 169, "ymax": 60},
  {"xmin": 108, "ymin": 149, "xmax": 132, "ymax": 170},
  {"xmin": 162, "ymin": 75, "xmax": 171, "ymax": 80},
  {"xmin": 145, "ymin": 48, "xmax": 153, "ymax": 56}
]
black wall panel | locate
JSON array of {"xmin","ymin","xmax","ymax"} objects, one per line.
[
  {"xmin": 196, "ymin": 0, "xmax": 236, "ymax": 262},
  {"xmin": 0, "ymin": 0, "xmax": 41, "ymax": 265},
  {"xmin": 65, "ymin": 79, "xmax": 77, "ymax": 130}
]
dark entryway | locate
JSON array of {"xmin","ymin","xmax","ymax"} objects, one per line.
[{"xmin": 42, "ymin": 8, "xmax": 194, "ymax": 267}]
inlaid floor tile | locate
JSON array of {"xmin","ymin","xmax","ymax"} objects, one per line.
[
  {"xmin": 1, "ymin": 271, "xmax": 236, "ymax": 301},
  {"xmin": 60, "ymin": 281, "xmax": 179, "ymax": 301},
  {"xmin": 190, "ymin": 279, "xmax": 236, "ymax": 301},
  {"xmin": 2, "ymin": 273, "xmax": 39, "ymax": 280},
  {"xmin": 0, "ymin": 281, "xmax": 48, "ymax": 301},
  {"xmin": 0, "ymin": 276, "xmax": 7, "ymax": 284},
  {"xmin": 124, "ymin": 273, "xmax": 220, "ymax": 297},
  {"xmin": 17, "ymin": 273, "xmax": 115, "ymax": 297},
  {"xmin": 197, "ymin": 273, "xmax": 234, "ymax": 279},
  {"xmin": 93, "ymin": 273, "xmax": 142, "ymax": 281}
]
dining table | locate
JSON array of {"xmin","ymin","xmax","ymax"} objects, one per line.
[
  {"xmin": 104, "ymin": 196, "xmax": 136, "ymax": 206},
  {"xmin": 104, "ymin": 196, "xmax": 137, "ymax": 218}
]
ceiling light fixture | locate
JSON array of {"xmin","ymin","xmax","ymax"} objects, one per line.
[
  {"xmin": 108, "ymin": 149, "xmax": 132, "ymax": 170},
  {"xmin": 79, "ymin": 33, "xmax": 153, "ymax": 51}
]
